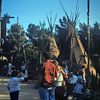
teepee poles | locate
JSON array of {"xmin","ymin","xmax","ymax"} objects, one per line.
[
  {"xmin": 46, "ymin": 12, "xmax": 57, "ymax": 36},
  {"xmin": 59, "ymin": 0, "xmax": 69, "ymax": 21}
]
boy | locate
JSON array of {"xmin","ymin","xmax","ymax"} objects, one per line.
[{"xmin": 7, "ymin": 71, "xmax": 25, "ymax": 100}]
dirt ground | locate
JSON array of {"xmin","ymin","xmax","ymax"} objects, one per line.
[
  {"xmin": 0, "ymin": 77, "xmax": 40, "ymax": 100},
  {"xmin": 1, "ymin": 77, "xmax": 99, "ymax": 100}
]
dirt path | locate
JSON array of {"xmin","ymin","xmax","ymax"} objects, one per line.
[{"xmin": 0, "ymin": 77, "xmax": 40, "ymax": 100}]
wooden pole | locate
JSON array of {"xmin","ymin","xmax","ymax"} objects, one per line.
[
  {"xmin": 0, "ymin": 0, "xmax": 2, "ymax": 17},
  {"xmin": 87, "ymin": 0, "xmax": 90, "ymax": 87},
  {"xmin": 59, "ymin": 0, "xmax": 69, "ymax": 21}
]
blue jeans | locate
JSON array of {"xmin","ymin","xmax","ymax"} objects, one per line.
[{"xmin": 39, "ymin": 87, "xmax": 56, "ymax": 100}]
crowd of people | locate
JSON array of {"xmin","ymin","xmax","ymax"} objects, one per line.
[
  {"xmin": 38, "ymin": 53, "xmax": 93, "ymax": 100},
  {"xmin": 6, "ymin": 52, "xmax": 94, "ymax": 100},
  {"xmin": 7, "ymin": 61, "xmax": 29, "ymax": 81}
]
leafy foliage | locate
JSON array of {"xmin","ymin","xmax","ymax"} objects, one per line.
[
  {"xmin": 91, "ymin": 22, "xmax": 100, "ymax": 53},
  {"xmin": 2, "ymin": 24, "xmax": 26, "ymax": 67},
  {"xmin": 1, "ymin": 17, "xmax": 100, "ymax": 77}
]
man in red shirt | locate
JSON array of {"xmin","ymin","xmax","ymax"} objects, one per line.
[{"xmin": 38, "ymin": 53, "xmax": 58, "ymax": 100}]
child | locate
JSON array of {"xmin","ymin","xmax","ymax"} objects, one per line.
[{"xmin": 7, "ymin": 71, "xmax": 25, "ymax": 100}]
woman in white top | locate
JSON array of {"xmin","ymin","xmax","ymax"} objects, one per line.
[
  {"xmin": 55, "ymin": 66, "xmax": 68, "ymax": 100},
  {"xmin": 7, "ymin": 71, "xmax": 25, "ymax": 100}
]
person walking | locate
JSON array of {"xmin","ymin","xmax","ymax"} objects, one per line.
[
  {"xmin": 7, "ymin": 71, "xmax": 25, "ymax": 100},
  {"xmin": 38, "ymin": 53, "xmax": 58, "ymax": 100}
]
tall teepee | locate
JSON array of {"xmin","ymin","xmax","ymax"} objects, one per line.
[
  {"xmin": 68, "ymin": 21, "xmax": 96, "ymax": 76},
  {"xmin": 58, "ymin": 0, "xmax": 96, "ymax": 76},
  {"xmin": 42, "ymin": 13, "xmax": 60, "ymax": 58}
]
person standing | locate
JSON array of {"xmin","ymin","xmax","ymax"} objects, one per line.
[
  {"xmin": 81, "ymin": 64, "xmax": 87, "ymax": 83},
  {"xmin": 67, "ymin": 72, "xmax": 77, "ymax": 96},
  {"xmin": 21, "ymin": 61, "xmax": 25, "ymax": 73},
  {"xmin": 62, "ymin": 61, "xmax": 69, "ymax": 74},
  {"xmin": 38, "ymin": 53, "xmax": 58, "ymax": 100},
  {"xmin": 7, "ymin": 71, "xmax": 25, "ymax": 100},
  {"xmin": 55, "ymin": 66, "xmax": 67, "ymax": 100},
  {"xmin": 8, "ymin": 62, "xmax": 12, "ymax": 77},
  {"xmin": 25, "ymin": 68, "xmax": 28, "ymax": 81}
]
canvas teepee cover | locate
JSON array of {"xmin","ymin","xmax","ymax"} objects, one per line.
[
  {"xmin": 47, "ymin": 36, "xmax": 60, "ymax": 58},
  {"xmin": 68, "ymin": 21, "xmax": 96, "ymax": 76}
]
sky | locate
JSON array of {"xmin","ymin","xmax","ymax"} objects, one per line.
[{"xmin": 1, "ymin": 0, "xmax": 100, "ymax": 32}]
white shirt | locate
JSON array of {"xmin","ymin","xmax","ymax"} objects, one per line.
[
  {"xmin": 56, "ymin": 70, "xmax": 64, "ymax": 86},
  {"xmin": 7, "ymin": 77, "xmax": 24, "ymax": 92}
]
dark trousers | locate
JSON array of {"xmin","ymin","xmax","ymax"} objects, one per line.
[
  {"xmin": 67, "ymin": 83, "xmax": 74, "ymax": 95},
  {"xmin": 10, "ymin": 91, "xmax": 19, "ymax": 100},
  {"xmin": 55, "ymin": 86, "xmax": 67, "ymax": 100}
]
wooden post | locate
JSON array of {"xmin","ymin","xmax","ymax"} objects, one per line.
[{"xmin": 87, "ymin": 0, "xmax": 91, "ymax": 87}]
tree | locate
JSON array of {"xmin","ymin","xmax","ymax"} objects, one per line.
[
  {"xmin": 2, "ymin": 23, "xmax": 26, "ymax": 67},
  {"xmin": 91, "ymin": 22, "xmax": 100, "ymax": 53},
  {"xmin": 26, "ymin": 23, "xmax": 50, "ymax": 63},
  {"xmin": 26, "ymin": 24, "xmax": 40, "ymax": 40},
  {"xmin": 78, "ymin": 23, "xmax": 88, "ymax": 52}
]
